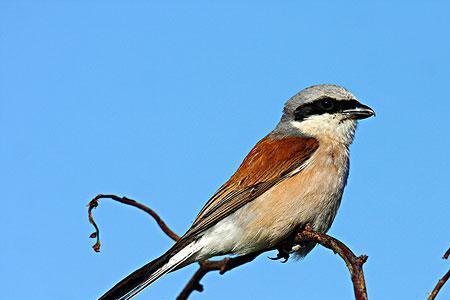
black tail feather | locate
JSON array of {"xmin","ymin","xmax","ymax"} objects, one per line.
[{"xmin": 99, "ymin": 251, "xmax": 171, "ymax": 300}]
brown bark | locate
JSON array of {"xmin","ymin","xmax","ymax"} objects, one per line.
[{"xmin": 428, "ymin": 247, "xmax": 450, "ymax": 300}]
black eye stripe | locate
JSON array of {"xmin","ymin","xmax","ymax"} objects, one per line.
[{"xmin": 294, "ymin": 98, "xmax": 360, "ymax": 122}]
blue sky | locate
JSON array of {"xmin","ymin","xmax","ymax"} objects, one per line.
[{"xmin": 1, "ymin": 1, "xmax": 449, "ymax": 299}]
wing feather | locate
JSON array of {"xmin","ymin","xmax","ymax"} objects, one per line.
[{"xmin": 182, "ymin": 135, "xmax": 319, "ymax": 240}]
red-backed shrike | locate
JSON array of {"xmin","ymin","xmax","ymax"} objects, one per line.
[{"xmin": 100, "ymin": 84, "xmax": 375, "ymax": 299}]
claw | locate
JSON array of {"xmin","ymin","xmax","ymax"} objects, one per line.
[{"xmin": 269, "ymin": 249, "xmax": 290, "ymax": 263}]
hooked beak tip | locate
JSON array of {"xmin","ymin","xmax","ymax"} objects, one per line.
[{"xmin": 343, "ymin": 104, "xmax": 375, "ymax": 120}]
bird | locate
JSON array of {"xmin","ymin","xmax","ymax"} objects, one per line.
[{"xmin": 99, "ymin": 84, "xmax": 375, "ymax": 299}]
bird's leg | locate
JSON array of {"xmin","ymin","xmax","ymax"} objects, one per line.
[
  {"xmin": 269, "ymin": 245, "xmax": 291, "ymax": 263},
  {"xmin": 269, "ymin": 239, "xmax": 300, "ymax": 263},
  {"xmin": 269, "ymin": 224, "xmax": 311, "ymax": 263}
]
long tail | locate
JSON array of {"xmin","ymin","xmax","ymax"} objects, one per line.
[{"xmin": 99, "ymin": 239, "xmax": 203, "ymax": 300}]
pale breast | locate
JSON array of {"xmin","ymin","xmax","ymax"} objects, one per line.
[{"xmin": 232, "ymin": 140, "xmax": 350, "ymax": 252}]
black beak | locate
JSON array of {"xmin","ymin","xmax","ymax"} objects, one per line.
[{"xmin": 342, "ymin": 102, "xmax": 375, "ymax": 120}]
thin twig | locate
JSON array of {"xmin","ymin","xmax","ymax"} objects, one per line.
[
  {"xmin": 87, "ymin": 194, "xmax": 180, "ymax": 252},
  {"xmin": 176, "ymin": 253, "xmax": 260, "ymax": 300},
  {"xmin": 444, "ymin": 247, "xmax": 450, "ymax": 260},
  {"xmin": 428, "ymin": 247, "xmax": 450, "ymax": 300}
]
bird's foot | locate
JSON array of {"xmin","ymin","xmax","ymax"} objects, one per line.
[
  {"xmin": 269, "ymin": 239, "xmax": 305, "ymax": 263},
  {"xmin": 269, "ymin": 248, "xmax": 290, "ymax": 263}
]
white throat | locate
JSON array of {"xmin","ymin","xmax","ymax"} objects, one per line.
[{"xmin": 290, "ymin": 114, "xmax": 357, "ymax": 145}]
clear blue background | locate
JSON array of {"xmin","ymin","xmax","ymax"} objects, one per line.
[{"xmin": 1, "ymin": 1, "xmax": 449, "ymax": 299}]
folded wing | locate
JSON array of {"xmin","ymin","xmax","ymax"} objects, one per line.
[{"xmin": 183, "ymin": 135, "xmax": 319, "ymax": 240}]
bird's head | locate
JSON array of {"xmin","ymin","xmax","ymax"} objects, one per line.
[{"xmin": 276, "ymin": 84, "xmax": 375, "ymax": 144}]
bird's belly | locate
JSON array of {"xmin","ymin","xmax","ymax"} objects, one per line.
[
  {"xmin": 197, "ymin": 161, "xmax": 348, "ymax": 258},
  {"xmin": 238, "ymin": 166, "xmax": 345, "ymax": 251}
]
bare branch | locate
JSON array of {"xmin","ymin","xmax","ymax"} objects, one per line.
[
  {"xmin": 444, "ymin": 247, "xmax": 450, "ymax": 260},
  {"xmin": 176, "ymin": 253, "xmax": 260, "ymax": 300},
  {"xmin": 87, "ymin": 194, "xmax": 180, "ymax": 252},
  {"xmin": 428, "ymin": 247, "xmax": 450, "ymax": 300},
  {"xmin": 295, "ymin": 225, "xmax": 368, "ymax": 300},
  {"xmin": 87, "ymin": 194, "xmax": 369, "ymax": 299}
]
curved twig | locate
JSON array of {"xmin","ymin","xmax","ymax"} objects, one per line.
[
  {"xmin": 295, "ymin": 225, "xmax": 368, "ymax": 300},
  {"xmin": 87, "ymin": 194, "xmax": 179, "ymax": 252}
]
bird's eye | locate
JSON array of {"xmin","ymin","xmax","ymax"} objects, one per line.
[{"xmin": 319, "ymin": 98, "xmax": 334, "ymax": 111}]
